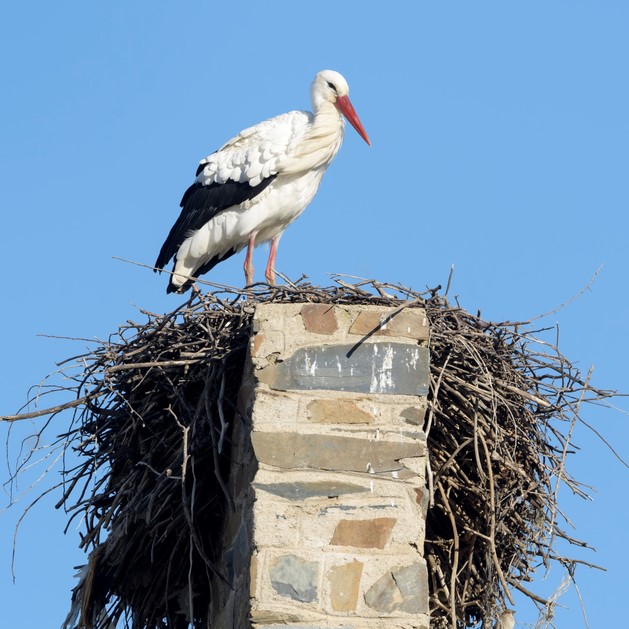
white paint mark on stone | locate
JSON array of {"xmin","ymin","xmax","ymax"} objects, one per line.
[{"xmin": 370, "ymin": 344, "xmax": 395, "ymax": 393}]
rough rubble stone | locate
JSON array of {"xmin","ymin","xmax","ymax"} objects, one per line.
[
  {"xmin": 392, "ymin": 563, "xmax": 429, "ymax": 614},
  {"xmin": 269, "ymin": 554, "xmax": 318, "ymax": 603},
  {"xmin": 364, "ymin": 562, "xmax": 428, "ymax": 614},
  {"xmin": 364, "ymin": 571, "xmax": 402, "ymax": 612},
  {"xmin": 400, "ymin": 406, "xmax": 426, "ymax": 426},
  {"xmin": 257, "ymin": 342, "xmax": 429, "ymax": 396},
  {"xmin": 330, "ymin": 517, "xmax": 397, "ymax": 549}
]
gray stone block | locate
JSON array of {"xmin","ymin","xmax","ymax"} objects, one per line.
[
  {"xmin": 269, "ymin": 554, "xmax": 318, "ymax": 603},
  {"xmin": 364, "ymin": 562, "xmax": 428, "ymax": 614},
  {"xmin": 257, "ymin": 342, "xmax": 429, "ymax": 396}
]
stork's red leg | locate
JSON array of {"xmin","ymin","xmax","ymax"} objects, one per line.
[
  {"xmin": 244, "ymin": 232, "xmax": 256, "ymax": 286},
  {"xmin": 265, "ymin": 235, "xmax": 281, "ymax": 285}
]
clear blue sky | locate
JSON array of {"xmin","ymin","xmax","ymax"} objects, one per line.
[{"xmin": 1, "ymin": 2, "xmax": 627, "ymax": 627}]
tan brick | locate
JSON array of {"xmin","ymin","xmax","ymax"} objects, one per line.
[
  {"xmin": 307, "ymin": 399, "xmax": 373, "ymax": 424},
  {"xmin": 329, "ymin": 560, "xmax": 363, "ymax": 612},
  {"xmin": 252, "ymin": 332, "xmax": 267, "ymax": 358},
  {"xmin": 331, "ymin": 517, "xmax": 396, "ymax": 549},
  {"xmin": 349, "ymin": 309, "xmax": 428, "ymax": 341},
  {"xmin": 300, "ymin": 303, "xmax": 338, "ymax": 334}
]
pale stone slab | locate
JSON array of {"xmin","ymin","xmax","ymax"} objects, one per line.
[
  {"xmin": 253, "ymin": 480, "xmax": 370, "ymax": 500},
  {"xmin": 257, "ymin": 342, "xmax": 429, "ymax": 396},
  {"xmin": 251, "ymin": 432, "xmax": 424, "ymax": 475}
]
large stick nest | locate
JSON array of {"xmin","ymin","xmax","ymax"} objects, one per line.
[{"xmin": 4, "ymin": 278, "xmax": 615, "ymax": 628}]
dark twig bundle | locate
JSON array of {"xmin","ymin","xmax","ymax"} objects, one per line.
[{"xmin": 3, "ymin": 277, "xmax": 616, "ymax": 628}]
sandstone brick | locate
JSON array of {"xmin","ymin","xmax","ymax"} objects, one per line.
[
  {"xmin": 300, "ymin": 304, "xmax": 339, "ymax": 334},
  {"xmin": 349, "ymin": 309, "xmax": 428, "ymax": 341},
  {"xmin": 331, "ymin": 517, "xmax": 396, "ymax": 549},
  {"xmin": 308, "ymin": 399, "xmax": 373, "ymax": 424},
  {"xmin": 329, "ymin": 560, "xmax": 363, "ymax": 612}
]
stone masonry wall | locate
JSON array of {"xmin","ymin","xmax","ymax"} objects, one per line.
[{"xmin": 213, "ymin": 304, "xmax": 431, "ymax": 629}]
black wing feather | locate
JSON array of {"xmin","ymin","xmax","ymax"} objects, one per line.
[
  {"xmin": 155, "ymin": 175, "xmax": 277, "ymax": 271},
  {"xmin": 165, "ymin": 248, "xmax": 240, "ymax": 294}
]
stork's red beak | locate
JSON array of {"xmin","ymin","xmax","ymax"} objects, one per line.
[{"xmin": 335, "ymin": 95, "xmax": 371, "ymax": 146}]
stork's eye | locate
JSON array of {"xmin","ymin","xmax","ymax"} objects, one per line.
[{"xmin": 326, "ymin": 81, "xmax": 337, "ymax": 93}]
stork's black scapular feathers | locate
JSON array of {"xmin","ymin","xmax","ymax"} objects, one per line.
[{"xmin": 155, "ymin": 175, "xmax": 277, "ymax": 287}]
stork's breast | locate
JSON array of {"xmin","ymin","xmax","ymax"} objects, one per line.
[{"xmin": 239, "ymin": 170, "xmax": 326, "ymax": 241}]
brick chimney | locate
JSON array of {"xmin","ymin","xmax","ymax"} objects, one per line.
[{"xmin": 212, "ymin": 303, "xmax": 430, "ymax": 628}]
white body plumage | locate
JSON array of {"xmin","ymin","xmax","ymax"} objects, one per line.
[{"xmin": 155, "ymin": 70, "xmax": 370, "ymax": 293}]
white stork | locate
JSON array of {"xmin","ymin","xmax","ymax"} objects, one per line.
[{"xmin": 155, "ymin": 69, "xmax": 370, "ymax": 293}]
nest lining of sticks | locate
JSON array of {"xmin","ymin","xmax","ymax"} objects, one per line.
[{"xmin": 5, "ymin": 278, "xmax": 613, "ymax": 628}]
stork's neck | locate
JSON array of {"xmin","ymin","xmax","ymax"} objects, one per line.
[{"xmin": 281, "ymin": 101, "xmax": 345, "ymax": 175}]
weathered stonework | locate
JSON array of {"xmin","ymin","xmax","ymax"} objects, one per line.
[{"xmin": 212, "ymin": 304, "xmax": 430, "ymax": 628}]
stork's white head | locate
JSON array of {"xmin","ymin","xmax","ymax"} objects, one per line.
[
  {"xmin": 311, "ymin": 70, "xmax": 371, "ymax": 145},
  {"xmin": 311, "ymin": 70, "xmax": 350, "ymax": 107}
]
